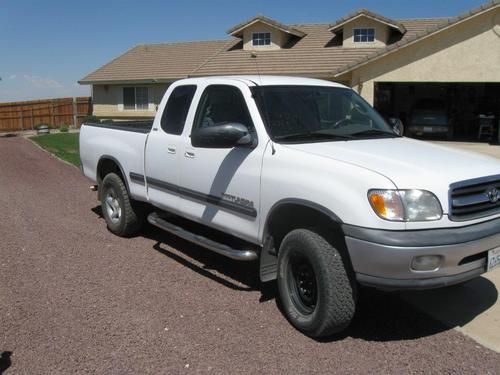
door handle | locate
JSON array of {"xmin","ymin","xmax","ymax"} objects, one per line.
[
  {"xmin": 167, "ymin": 147, "xmax": 176, "ymax": 154},
  {"xmin": 184, "ymin": 151, "xmax": 195, "ymax": 158}
]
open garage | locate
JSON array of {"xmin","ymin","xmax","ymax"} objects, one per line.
[
  {"xmin": 334, "ymin": 3, "xmax": 500, "ymax": 143},
  {"xmin": 374, "ymin": 82, "xmax": 500, "ymax": 141}
]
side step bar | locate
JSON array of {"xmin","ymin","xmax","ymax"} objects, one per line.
[{"xmin": 147, "ymin": 212, "xmax": 258, "ymax": 261}]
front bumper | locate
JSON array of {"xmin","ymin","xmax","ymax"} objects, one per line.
[{"xmin": 343, "ymin": 217, "xmax": 500, "ymax": 290}]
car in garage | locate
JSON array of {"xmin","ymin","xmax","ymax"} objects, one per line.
[{"xmin": 406, "ymin": 98, "xmax": 452, "ymax": 139}]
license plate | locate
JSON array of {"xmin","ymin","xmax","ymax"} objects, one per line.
[
  {"xmin": 423, "ymin": 127, "xmax": 433, "ymax": 132},
  {"xmin": 487, "ymin": 247, "xmax": 500, "ymax": 272}
]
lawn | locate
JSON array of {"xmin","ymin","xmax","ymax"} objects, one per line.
[{"xmin": 30, "ymin": 132, "xmax": 80, "ymax": 167}]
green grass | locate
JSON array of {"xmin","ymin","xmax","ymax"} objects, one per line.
[{"xmin": 30, "ymin": 133, "xmax": 80, "ymax": 167}]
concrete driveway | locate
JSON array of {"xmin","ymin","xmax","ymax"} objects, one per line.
[{"xmin": 0, "ymin": 135, "xmax": 499, "ymax": 373}]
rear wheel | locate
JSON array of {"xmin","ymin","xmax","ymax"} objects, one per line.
[
  {"xmin": 277, "ymin": 229, "xmax": 356, "ymax": 338},
  {"xmin": 100, "ymin": 173, "xmax": 143, "ymax": 236}
]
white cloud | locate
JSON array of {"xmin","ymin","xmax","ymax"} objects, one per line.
[
  {"xmin": 23, "ymin": 74, "xmax": 63, "ymax": 89},
  {"xmin": 9, "ymin": 74, "xmax": 16, "ymax": 80}
]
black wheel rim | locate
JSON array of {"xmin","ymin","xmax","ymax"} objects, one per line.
[{"xmin": 287, "ymin": 254, "xmax": 318, "ymax": 315}]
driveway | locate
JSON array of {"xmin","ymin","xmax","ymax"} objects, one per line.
[{"xmin": 0, "ymin": 135, "xmax": 499, "ymax": 374}]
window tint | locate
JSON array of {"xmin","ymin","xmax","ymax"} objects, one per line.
[
  {"xmin": 353, "ymin": 28, "xmax": 375, "ymax": 42},
  {"xmin": 160, "ymin": 85, "xmax": 197, "ymax": 135},
  {"xmin": 252, "ymin": 32, "xmax": 271, "ymax": 46},
  {"xmin": 193, "ymin": 85, "xmax": 253, "ymax": 131}
]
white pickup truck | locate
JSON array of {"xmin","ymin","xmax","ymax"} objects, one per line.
[{"xmin": 80, "ymin": 76, "xmax": 500, "ymax": 338}]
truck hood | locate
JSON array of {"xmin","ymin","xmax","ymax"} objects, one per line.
[{"xmin": 283, "ymin": 137, "xmax": 500, "ymax": 212}]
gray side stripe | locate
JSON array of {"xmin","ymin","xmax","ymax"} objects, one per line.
[{"xmin": 129, "ymin": 172, "xmax": 257, "ymax": 218}]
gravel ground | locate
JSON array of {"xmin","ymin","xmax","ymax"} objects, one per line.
[{"xmin": 0, "ymin": 135, "xmax": 499, "ymax": 374}]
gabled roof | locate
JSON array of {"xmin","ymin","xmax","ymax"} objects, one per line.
[
  {"xmin": 332, "ymin": 0, "xmax": 500, "ymax": 77},
  {"xmin": 79, "ymin": 40, "xmax": 230, "ymax": 84},
  {"xmin": 328, "ymin": 9, "xmax": 407, "ymax": 34},
  {"xmin": 227, "ymin": 15, "xmax": 306, "ymax": 38},
  {"xmin": 191, "ymin": 19, "xmax": 445, "ymax": 77}
]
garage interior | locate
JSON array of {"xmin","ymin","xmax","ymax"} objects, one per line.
[{"xmin": 374, "ymin": 82, "xmax": 500, "ymax": 142}]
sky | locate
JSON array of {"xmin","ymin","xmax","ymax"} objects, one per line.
[{"xmin": 0, "ymin": 0, "xmax": 490, "ymax": 102}]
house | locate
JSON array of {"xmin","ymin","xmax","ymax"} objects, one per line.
[{"xmin": 79, "ymin": 1, "xmax": 500, "ymax": 140}]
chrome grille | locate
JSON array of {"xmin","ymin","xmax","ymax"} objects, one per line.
[{"xmin": 449, "ymin": 174, "xmax": 500, "ymax": 221}]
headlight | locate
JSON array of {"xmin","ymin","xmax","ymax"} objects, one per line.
[{"xmin": 368, "ymin": 189, "xmax": 442, "ymax": 222}]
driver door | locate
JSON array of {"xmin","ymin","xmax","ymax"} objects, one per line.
[{"xmin": 179, "ymin": 83, "xmax": 263, "ymax": 243}]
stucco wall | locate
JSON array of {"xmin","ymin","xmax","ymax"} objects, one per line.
[
  {"xmin": 342, "ymin": 16, "xmax": 389, "ymax": 48},
  {"xmin": 242, "ymin": 22, "xmax": 287, "ymax": 50},
  {"xmin": 92, "ymin": 84, "xmax": 169, "ymax": 118},
  {"xmin": 349, "ymin": 8, "xmax": 500, "ymax": 104}
]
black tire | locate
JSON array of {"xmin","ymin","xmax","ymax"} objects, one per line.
[
  {"xmin": 100, "ymin": 172, "xmax": 143, "ymax": 237},
  {"xmin": 277, "ymin": 229, "xmax": 356, "ymax": 338}
]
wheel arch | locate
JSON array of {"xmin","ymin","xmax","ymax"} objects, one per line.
[
  {"xmin": 96, "ymin": 155, "xmax": 130, "ymax": 197},
  {"xmin": 260, "ymin": 199, "xmax": 350, "ymax": 283}
]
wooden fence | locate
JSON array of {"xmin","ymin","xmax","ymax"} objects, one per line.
[{"xmin": 0, "ymin": 97, "xmax": 92, "ymax": 132}]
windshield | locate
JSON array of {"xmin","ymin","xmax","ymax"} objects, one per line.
[{"xmin": 252, "ymin": 85, "xmax": 397, "ymax": 143}]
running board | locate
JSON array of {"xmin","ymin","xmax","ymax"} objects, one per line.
[{"xmin": 147, "ymin": 212, "xmax": 258, "ymax": 261}]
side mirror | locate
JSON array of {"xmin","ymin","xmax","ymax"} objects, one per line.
[
  {"xmin": 388, "ymin": 117, "xmax": 404, "ymax": 136},
  {"xmin": 191, "ymin": 123, "xmax": 254, "ymax": 148}
]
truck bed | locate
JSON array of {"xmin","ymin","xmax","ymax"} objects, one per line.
[
  {"xmin": 83, "ymin": 121, "xmax": 154, "ymax": 134},
  {"xmin": 79, "ymin": 121, "xmax": 151, "ymax": 201}
]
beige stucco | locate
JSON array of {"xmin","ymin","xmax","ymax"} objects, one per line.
[
  {"xmin": 92, "ymin": 84, "xmax": 169, "ymax": 118},
  {"xmin": 242, "ymin": 21, "xmax": 288, "ymax": 50},
  {"xmin": 341, "ymin": 16, "xmax": 390, "ymax": 48},
  {"xmin": 345, "ymin": 8, "xmax": 500, "ymax": 104}
]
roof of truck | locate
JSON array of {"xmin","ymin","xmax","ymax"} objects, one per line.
[{"xmin": 175, "ymin": 75, "xmax": 349, "ymax": 88}]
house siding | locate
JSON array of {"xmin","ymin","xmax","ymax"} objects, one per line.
[
  {"xmin": 92, "ymin": 84, "xmax": 169, "ymax": 118},
  {"xmin": 347, "ymin": 8, "xmax": 500, "ymax": 104}
]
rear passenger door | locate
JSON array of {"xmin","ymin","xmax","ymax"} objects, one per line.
[{"xmin": 144, "ymin": 84, "xmax": 197, "ymax": 213}]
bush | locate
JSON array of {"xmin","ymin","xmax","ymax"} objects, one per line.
[
  {"xmin": 82, "ymin": 115, "xmax": 99, "ymax": 124},
  {"xmin": 59, "ymin": 125, "xmax": 69, "ymax": 133}
]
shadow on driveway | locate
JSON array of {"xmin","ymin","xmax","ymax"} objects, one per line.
[{"xmin": 91, "ymin": 206, "xmax": 498, "ymax": 343}]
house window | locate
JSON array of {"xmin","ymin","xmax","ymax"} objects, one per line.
[
  {"xmin": 252, "ymin": 32, "xmax": 271, "ymax": 46},
  {"xmin": 353, "ymin": 28, "xmax": 375, "ymax": 43},
  {"xmin": 123, "ymin": 87, "xmax": 149, "ymax": 110}
]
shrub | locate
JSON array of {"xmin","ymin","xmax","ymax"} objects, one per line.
[
  {"xmin": 59, "ymin": 125, "xmax": 69, "ymax": 133},
  {"xmin": 82, "ymin": 115, "xmax": 99, "ymax": 124}
]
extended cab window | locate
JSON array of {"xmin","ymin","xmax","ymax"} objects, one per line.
[
  {"xmin": 160, "ymin": 85, "xmax": 197, "ymax": 135},
  {"xmin": 193, "ymin": 85, "xmax": 254, "ymax": 131}
]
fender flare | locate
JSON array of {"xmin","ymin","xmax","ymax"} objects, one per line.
[
  {"xmin": 259, "ymin": 198, "xmax": 344, "ymax": 283},
  {"xmin": 97, "ymin": 155, "xmax": 131, "ymax": 194}
]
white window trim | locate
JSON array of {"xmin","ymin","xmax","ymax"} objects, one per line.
[
  {"xmin": 251, "ymin": 32, "xmax": 271, "ymax": 47},
  {"xmin": 121, "ymin": 86, "xmax": 150, "ymax": 111},
  {"xmin": 353, "ymin": 27, "xmax": 376, "ymax": 43}
]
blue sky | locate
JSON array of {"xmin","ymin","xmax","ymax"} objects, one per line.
[{"xmin": 0, "ymin": 0, "xmax": 489, "ymax": 102}]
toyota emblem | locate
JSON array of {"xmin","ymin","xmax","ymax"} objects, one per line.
[{"xmin": 487, "ymin": 187, "xmax": 500, "ymax": 203}]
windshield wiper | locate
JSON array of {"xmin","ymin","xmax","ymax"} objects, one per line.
[
  {"xmin": 349, "ymin": 129, "xmax": 399, "ymax": 138},
  {"xmin": 274, "ymin": 132, "xmax": 354, "ymax": 142}
]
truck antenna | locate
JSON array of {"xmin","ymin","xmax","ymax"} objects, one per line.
[{"xmin": 250, "ymin": 51, "xmax": 262, "ymax": 86}]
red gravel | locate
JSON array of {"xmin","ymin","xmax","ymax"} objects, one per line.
[{"xmin": 0, "ymin": 135, "xmax": 499, "ymax": 374}]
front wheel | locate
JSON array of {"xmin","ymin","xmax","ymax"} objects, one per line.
[
  {"xmin": 100, "ymin": 173, "xmax": 144, "ymax": 237},
  {"xmin": 277, "ymin": 229, "xmax": 356, "ymax": 338}
]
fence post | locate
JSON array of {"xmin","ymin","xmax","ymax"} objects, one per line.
[
  {"xmin": 20, "ymin": 108, "xmax": 24, "ymax": 131},
  {"xmin": 51, "ymin": 100, "xmax": 55, "ymax": 127},
  {"xmin": 30, "ymin": 108, "xmax": 34, "ymax": 130},
  {"xmin": 72, "ymin": 97, "xmax": 77, "ymax": 128}
]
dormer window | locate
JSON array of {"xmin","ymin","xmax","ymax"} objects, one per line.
[
  {"xmin": 252, "ymin": 32, "xmax": 271, "ymax": 46},
  {"xmin": 353, "ymin": 28, "xmax": 375, "ymax": 42}
]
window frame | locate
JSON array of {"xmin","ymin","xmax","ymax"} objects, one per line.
[
  {"xmin": 160, "ymin": 85, "xmax": 197, "ymax": 135},
  {"xmin": 122, "ymin": 86, "xmax": 150, "ymax": 111},
  {"xmin": 191, "ymin": 84, "xmax": 256, "ymax": 142},
  {"xmin": 251, "ymin": 32, "xmax": 271, "ymax": 47},
  {"xmin": 353, "ymin": 28, "xmax": 375, "ymax": 43}
]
